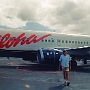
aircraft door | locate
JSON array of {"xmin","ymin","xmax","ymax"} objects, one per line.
[{"xmin": 57, "ymin": 39, "xmax": 61, "ymax": 46}]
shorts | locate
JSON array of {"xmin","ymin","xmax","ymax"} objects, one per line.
[{"xmin": 62, "ymin": 67, "xmax": 69, "ymax": 71}]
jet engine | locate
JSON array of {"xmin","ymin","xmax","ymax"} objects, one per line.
[{"xmin": 37, "ymin": 49, "xmax": 62, "ymax": 64}]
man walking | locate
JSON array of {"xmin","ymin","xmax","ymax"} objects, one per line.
[{"xmin": 59, "ymin": 50, "xmax": 71, "ymax": 86}]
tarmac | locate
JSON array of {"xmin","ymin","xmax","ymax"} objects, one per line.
[{"xmin": 0, "ymin": 57, "xmax": 90, "ymax": 90}]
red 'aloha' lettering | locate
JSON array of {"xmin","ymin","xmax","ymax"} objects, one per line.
[{"xmin": 0, "ymin": 33, "xmax": 51, "ymax": 48}]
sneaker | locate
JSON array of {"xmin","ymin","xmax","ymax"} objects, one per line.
[
  {"xmin": 67, "ymin": 82, "xmax": 70, "ymax": 86},
  {"xmin": 62, "ymin": 82, "xmax": 67, "ymax": 86}
]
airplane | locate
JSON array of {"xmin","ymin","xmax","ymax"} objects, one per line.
[{"xmin": 0, "ymin": 29, "xmax": 90, "ymax": 65}]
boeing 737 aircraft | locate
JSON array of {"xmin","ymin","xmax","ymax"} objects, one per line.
[{"xmin": 0, "ymin": 29, "xmax": 90, "ymax": 64}]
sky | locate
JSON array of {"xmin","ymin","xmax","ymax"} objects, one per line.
[{"xmin": 0, "ymin": 0, "xmax": 90, "ymax": 35}]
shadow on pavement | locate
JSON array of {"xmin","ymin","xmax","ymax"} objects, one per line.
[
  {"xmin": 0, "ymin": 63, "xmax": 90, "ymax": 73},
  {"xmin": 49, "ymin": 85, "xmax": 66, "ymax": 90},
  {"xmin": 18, "ymin": 64, "xmax": 59, "ymax": 71},
  {"xmin": 16, "ymin": 64, "xmax": 90, "ymax": 73},
  {"xmin": 0, "ymin": 63, "xmax": 59, "ymax": 71}
]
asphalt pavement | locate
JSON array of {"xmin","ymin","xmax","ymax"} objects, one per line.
[{"xmin": 0, "ymin": 57, "xmax": 90, "ymax": 90}]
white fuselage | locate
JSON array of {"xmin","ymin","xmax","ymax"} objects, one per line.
[{"xmin": 0, "ymin": 30, "xmax": 90, "ymax": 50}]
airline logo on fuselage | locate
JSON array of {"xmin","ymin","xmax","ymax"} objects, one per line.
[{"xmin": 0, "ymin": 33, "xmax": 51, "ymax": 48}]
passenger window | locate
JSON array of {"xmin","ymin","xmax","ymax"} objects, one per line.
[
  {"xmin": 33, "ymin": 39, "xmax": 36, "ymax": 43},
  {"xmin": 58, "ymin": 40, "xmax": 60, "ymax": 42},
  {"xmin": 13, "ymin": 37, "xmax": 16, "ymax": 40},
  {"xmin": 81, "ymin": 42, "xmax": 83, "ymax": 44},
  {"xmin": 2, "ymin": 37, "xmax": 4, "ymax": 40},
  {"xmin": 22, "ymin": 38, "xmax": 25, "ymax": 41},
  {"xmin": 78, "ymin": 41, "xmax": 80, "ymax": 44},
  {"xmin": 42, "ymin": 40, "xmax": 44, "ymax": 42},
  {"xmin": 10, "ymin": 37, "xmax": 12, "ymax": 40},
  {"xmin": 26, "ymin": 38, "xmax": 29, "ymax": 41},
  {"xmin": 66, "ymin": 40, "xmax": 68, "ymax": 43},
  {"xmin": 45, "ymin": 39, "xmax": 47, "ymax": 42},
  {"xmin": 75, "ymin": 41, "xmax": 77, "ymax": 44},
  {"xmin": 72, "ymin": 41, "xmax": 74, "ymax": 43},
  {"xmin": 18, "ymin": 38, "xmax": 20, "ymax": 41},
  {"xmin": 69, "ymin": 41, "xmax": 71, "ymax": 43},
  {"xmin": 48, "ymin": 40, "xmax": 50, "ymax": 42},
  {"xmin": 6, "ymin": 37, "xmax": 9, "ymax": 40},
  {"xmin": 62, "ymin": 40, "xmax": 64, "ymax": 43},
  {"xmin": 52, "ymin": 40, "xmax": 54, "ymax": 42}
]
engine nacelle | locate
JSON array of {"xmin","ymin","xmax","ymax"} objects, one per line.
[{"xmin": 37, "ymin": 49, "xmax": 62, "ymax": 64}]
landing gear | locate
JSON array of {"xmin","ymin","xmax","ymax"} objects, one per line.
[
  {"xmin": 83, "ymin": 59, "xmax": 87, "ymax": 64},
  {"xmin": 71, "ymin": 59, "xmax": 77, "ymax": 70}
]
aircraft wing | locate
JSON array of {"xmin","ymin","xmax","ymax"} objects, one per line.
[
  {"xmin": 0, "ymin": 49, "xmax": 37, "ymax": 61},
  {"xmin": 67, "ymin": 46, "xmax": 90, "ymax": 55},
  {"xmin": 66, "ymin": 46, "xmax": 90, "ymax": 60}
]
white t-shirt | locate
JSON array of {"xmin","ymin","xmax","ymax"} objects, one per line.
[{"xmin": 59, "ymin": 54, "xmax": 71, "ymax": 67}]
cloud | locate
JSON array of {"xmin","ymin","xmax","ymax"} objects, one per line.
[
  {"xmin": 0, "ymin": 0, "xmax": 90, "ymax": 35},
  {"xmin": 38, "ymin": 0, "xmax": 90, "ymax": 35}
]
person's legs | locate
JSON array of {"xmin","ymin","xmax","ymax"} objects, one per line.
[
  {"xmin": 62, "ymin": 68, "xmax": 68, "ymax": 85},
  {"xmin": 63, "ymin": 71, "xmax": 66, "ymax": 79},
  {"xmin": 65, "ymin": 71, "xmax": 69, "ymax": 80},
  {"xmin": 63, "ymin": 67, "xmax": 69, "ymax": 80},
  {"xmin": 65, "ymin": 70, "xmax": 70, "ymax": 86},
  {"xmin": 62, "ymin": 67, "xmax": 65, "ymax": 79},
  {"xmin": 62, "ymin": 67, "xmax": 67, "ymax": 85},
  {"xmin": 62, "ymin": 71, "xmax": 68, "ymax": 85},
  {"xmin": 62, "ymin": 68, "xmax": 70, "ymax": 85},
  {"xmin": 65, "ymin": 67, "xmax": 69, "ymax": 80}
]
